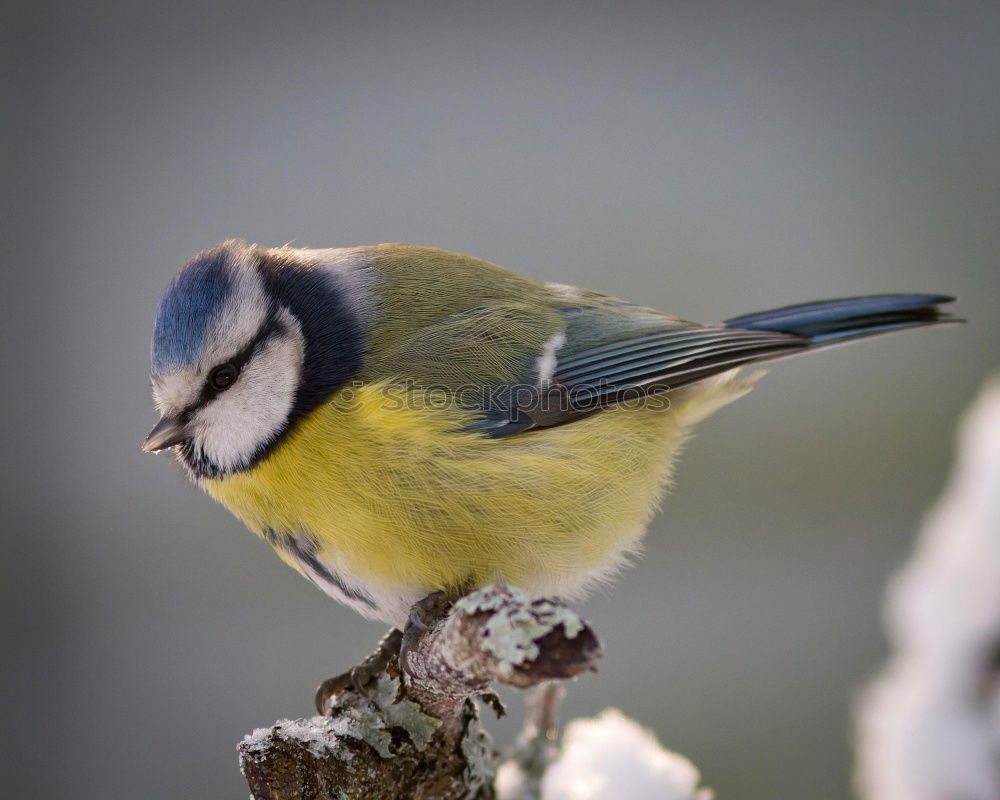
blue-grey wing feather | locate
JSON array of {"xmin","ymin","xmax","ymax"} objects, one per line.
[{"xmin": 481, "ymin": 293, "xmax": 957, "ymax": 438}]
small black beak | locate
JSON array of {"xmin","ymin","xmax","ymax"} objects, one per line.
[{"xmin": 142, "ymin": 416, "xmax": 190, "ymax": 453}]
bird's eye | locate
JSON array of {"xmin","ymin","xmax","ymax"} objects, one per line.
[{"xmin": 208, "ymin": 363, "xmax": 239, "ymax": 391}]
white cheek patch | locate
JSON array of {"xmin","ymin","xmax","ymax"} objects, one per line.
[{"xmin": 193, "ymin": 309, "xmax": 305, "ymax": 473}]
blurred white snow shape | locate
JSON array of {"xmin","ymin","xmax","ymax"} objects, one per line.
[
  {"xmin": 856, "ymin": 377, "xmax": 1000, "ymax": 800},
  {"xmin": 541, "ymin": 709, "xmax": 712, "ymax": 800}
]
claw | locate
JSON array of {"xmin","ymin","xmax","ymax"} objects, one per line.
[
  {"xmin": 315, "ymin": 673, "xmax": 353, "ymax": 715},
  {"xmin": 350, "ymin": 662, "xmax": 381, "ymax": 699},
  {"xmin": 407, "ymin": 604, "xmax": 431, "ymax": 633},
  {"xmin": 399, "ymin": 591, "xmax": 455, "ymax": 677},
  {"xmin": 314, "ymin": 628, "xmax": 403, "ymax": 715}
]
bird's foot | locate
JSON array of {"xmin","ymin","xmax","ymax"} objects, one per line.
[
  {"xmin": 399, "ymin": 591, "xmax": 455, "ymax": 678},
  {"xmin": 315, "ymin": 592, "xmax": 458, "ymax": 714},
  {"xmin": 314, "ymin": 627, "xmax": 403, "ymax": 715}
]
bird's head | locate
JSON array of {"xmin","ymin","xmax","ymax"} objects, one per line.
[{"xmin": 144, "ymin": 241, "xmax": 367, "ymax": 479}]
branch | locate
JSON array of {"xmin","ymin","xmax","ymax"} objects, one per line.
[
  {"xmin": 492, "ymin": 683, "xmax": 565, "ymax": 800},
  {"xmin": 239, "ymin": 584, "xmax": 602, "ymax": 800}
]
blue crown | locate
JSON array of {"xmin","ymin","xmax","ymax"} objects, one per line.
[{"xmin": 152, "ymin": 246, "xmax": 234, "ymax": 371}]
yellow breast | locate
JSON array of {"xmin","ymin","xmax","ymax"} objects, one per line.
[{"xmin": 202, "ymin": 376, "xmax": 751, "ymax": 598}]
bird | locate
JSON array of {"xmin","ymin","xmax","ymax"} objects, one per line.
[{"xmin": 144, "ymin": 240, "xmax": 957, "ymax": 697}]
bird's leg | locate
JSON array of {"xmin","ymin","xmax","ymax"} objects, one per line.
[
  {"xmin": 316, "ymin": 592, "xmax": 459, "ymax": 713},
  {"xmin": 314, "ymin": 627, "xmax": 403, "ymax": 715},
  {"xmin": 399, "ymin": 591, "xmax": 455, "ymax": 677}
]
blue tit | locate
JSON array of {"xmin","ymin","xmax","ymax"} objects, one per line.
[{"xmin": 143, "ymin": 241, "xmax": 957, "ymax": 627}]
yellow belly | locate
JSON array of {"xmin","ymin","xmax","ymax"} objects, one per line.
[{"xmin": 202, "ymin": 377, "xmax": 752, "ymax": 601}]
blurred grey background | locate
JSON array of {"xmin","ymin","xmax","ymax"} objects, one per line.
[{"xmin": 4, "ymin": 1, "xmax": 998, "ymax": 797}]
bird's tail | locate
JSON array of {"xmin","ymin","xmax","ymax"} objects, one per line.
[{"xmin": 723, "ymin": 294, "xmax": 960, "ymax": 347}]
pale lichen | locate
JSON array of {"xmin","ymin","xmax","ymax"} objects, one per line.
[
  {"xmin": 338, "ymin": 675, "xmax": 441, "ymax": 757},
  {"xmin": 460, "ymin": 705, "xmax": 497, "ymax": 799},
  {"xmin": 243, "ymin": 676, "xmax": 442, "ymax": 763},
  {"xmin": 341, "ymin": 707, "xmax": 396, "ymax": 759},
  {"xmin": 456, "ymin": 585, "xmax": 586, "ymax": 677},
  {"xmin": 372, "ymin": 675, "xmax": 442, "ymax": 752}
]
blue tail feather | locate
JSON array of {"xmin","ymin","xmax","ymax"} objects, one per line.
[{"xmin": 723, "ymin": 294, "xmax": 958, "ymax": 344}]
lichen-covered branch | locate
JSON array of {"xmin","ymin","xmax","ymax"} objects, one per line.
[
  {"xmin": 239, "ymin": 584, "xmax": 602, "ymax": 800},
  {"xmin": 401, "ymin": 586, "xmax": 601, "ymax": 708}
]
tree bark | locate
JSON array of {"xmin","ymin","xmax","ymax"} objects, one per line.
[{"xmin": 239, "ymin": 584, "xmax": 602, "ymax": 799}]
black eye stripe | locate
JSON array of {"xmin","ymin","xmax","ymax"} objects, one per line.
[{"xmin": 187, "ymin": 315, "xmax": 286, "ymax": 412}]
